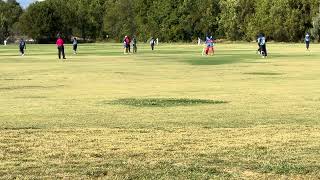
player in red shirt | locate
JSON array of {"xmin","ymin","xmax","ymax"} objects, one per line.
[{"xmin": 56, "ymin": 36, "xmax": 66, "ymax": 59}]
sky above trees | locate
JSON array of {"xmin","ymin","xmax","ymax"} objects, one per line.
[{"xmin": 16, "ymin": 0, "xmax": 43, "ymax": 8}]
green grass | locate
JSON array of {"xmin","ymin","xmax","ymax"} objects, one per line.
[{"xmin": 0, "ymin": 43, "xmax": 320, "ymax": 179}]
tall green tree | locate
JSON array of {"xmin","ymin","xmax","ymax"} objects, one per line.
[
  {"xmin": 104, "ymin": 0, "xmax": 136, "ymax": 41},
  {"xmin": 0, "ymin": 0, "xmax": 22, "ymax": 42}
]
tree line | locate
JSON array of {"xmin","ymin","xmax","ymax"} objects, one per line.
[{"xmin": 1, "ymin": 0, "xmax": 320, "ymax": 43}]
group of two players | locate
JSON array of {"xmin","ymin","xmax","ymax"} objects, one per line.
[
  {"xmin": 123, "ymin": 36, "xmax": 137, "ymax": 54},
  {"xmin": 257, "ymin": 32, "xmax": 312, "ymax": 58},
  {"xmin": 55, "ymin": 36, "xmax": 78, "ymax": 59}
]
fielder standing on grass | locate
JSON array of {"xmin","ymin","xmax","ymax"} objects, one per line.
[
  {"xmin": 19, "ymin": 38, "xmax": 26, "ymax": 56},
  {"xmin": 132, "ymin": 37, "xmax": 137, "ymax": 53},
  {"xmin": 150, "ymin": 37, "xmax": 156, "ymax": 51},
  {"xmin": 204, "ymin": 36, "xmax": 214, "ymax": 56},
  {"xmin": 259, "ymin": 34, "xmax": 267, "ymax": 58},
  {"xmin": 72, "ymin": 37, "xmax": 78, "ymax": 54},
  {"xmin": 257, "ymin": 34, "xmax": 262, "ymax": 54},
  {"xmin": 305, "ymin": 32, "xmax": 310, "ymax": 51},
  {"xmin": 123, "ymin": 35, "xmax": 130, "ymax": 54},
  {"xmin": 56, "ymin": 36, "xmax": 66, "ymax": 60},
  {"xmin": 127, "ymin": 36, "xmax": 132, "ymax": 53}
]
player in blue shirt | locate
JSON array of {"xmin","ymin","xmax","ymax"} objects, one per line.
[
  {"xmin": 258, "ymin": 34, "xmax": 267, "ymax": 58},
  {"xmin": 72, "ymin": 37, "xmax": 78, "ymax": 54},
  {"xmin": 205, "ymin": 36, "xmax": 214, "ymax": 55},
  {"xmin": 19, "ymin": 38, "xmax": 26, "ymax": 56},
  {"xmin": 257, "ymin": 34, "xmax": 262, "ymax": 54},
  {"xmin": 305, "ymin": 33, "xmax": 310, "ymax": 51}
]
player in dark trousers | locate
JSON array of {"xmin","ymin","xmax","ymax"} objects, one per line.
[
  {"xmin": 150, "ymin": 37, "xmax": 155, "ymax": 51},
  {"xmin": 257, "ymin": 34, "xmax": 262, "ymax": 54},
  {"xmin": 259, "ymin": 34, "xmax": 267, "ymax": 58},
  {"xmin": 132, "ymin": 37, "xmax": 137, "ymax": 53},
  {"xmin": 127, "ymin": 36, "xmax": 131, "ymax": 53},
  {"xmin": 123, "ymin": 36, "xmax": 130, "ymax": 54},
  {"xmin": 19, "ymin": 38, "xmax": 26, "ymax": 56},
  {"xmin": 56, "ymin": 36, "xmax": 66, "ymax": 59},
  {"xmin": 305, "ymin": 33, "xmax": 310, "ymax": 51},
  {"xmin": 73, "ymin": 37, "xmax": 78, "ymax": 54}
]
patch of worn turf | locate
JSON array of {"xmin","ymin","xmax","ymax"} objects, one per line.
[{"xmin": 105, "ymin": 98, "xmax": 228, "ymax": 107}]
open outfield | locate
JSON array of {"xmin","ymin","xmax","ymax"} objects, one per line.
[{"xmin": 0, "ymin": 43, "xmax": 320, "ymax": 179}]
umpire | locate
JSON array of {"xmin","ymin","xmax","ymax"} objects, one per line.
[{"xmin": 56, "ymin": 36, "xmax": 66, "ymax": 59}]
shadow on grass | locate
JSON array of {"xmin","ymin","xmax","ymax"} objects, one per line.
[
  {"xmin": 102, "ymin": 98, "xmax": 228, "ymax": 107},
  {"xmin": 0, "ymin": 78, "xmax": 32, "ymax": 81},
  {"xmin": 185, "ymin": 50, "xmax": 319, "ymax": 66},
  {"xmin": 0, "ymin": 85, "xmax": 64, "ymax": 91},
  {"xmin": 257, "ymin": 162, "xmax": 318, "ymax": 175},
  {"xmin": 0, "ymin": 52, "xmax": 58, "ymax": 57},
  {"xmin": 187, "ymin": 53, "xmax": 257, "ymax": 65},
  {"xmin": 84, "ymin": 160, "xmax": 232, "ymax": 178},
  {"xmin": 75, "ymin": 51, "xmax": 121, "ymax": 56},
  {"xmin": 15, "ymin": 96, "xmax": 47, "ymax": 99},
  {"xmin": 2, "ymin": 127, "xmax": 41, "ymax": 130},
  {"xmin": 271, "ymin": 53, "xmax": 319, "ymax": 59},
  {"xmin": 244, "ymin": 72, "xmax": 284, "ymax": 76},
  {"xmin": 0, "ymin": 54, "xmax": 23, "ymax": 57}
]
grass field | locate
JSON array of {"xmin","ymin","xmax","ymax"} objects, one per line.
[{"xmin": 0, "ymin": 43, "xmax": 320, "ymax": 179}]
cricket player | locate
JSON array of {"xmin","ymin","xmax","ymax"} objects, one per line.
[
  {"xmin": 305, "ymin": 33, "xmax": 310, "ymax": 51},
  {"xmin": 56, "ymin": 36, "xmax": 66, "ymax": 59},
  {"xmin": 19, "ymin": 38, "xmax": 26, "ymax": 56},
  {"xmin": 259, "ymin": 34, "xmax": 267, "ymax": 58},
  {"xmin": 150, "ymin": 37, "xmax": 156, "ymax": 51},
  {"xmin": 72, "ymin": 37, "xmax": 78, "ymax": 54},
  {"xmin": 132, "ymin": 37, "xmax": 137, "ymax": 53}
]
